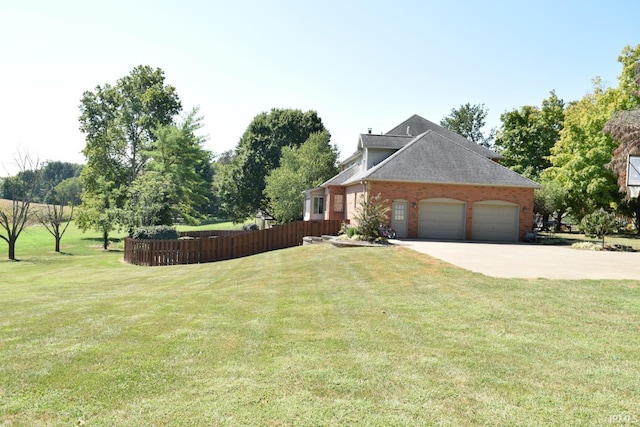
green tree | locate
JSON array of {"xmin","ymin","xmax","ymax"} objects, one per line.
[
  {"xmin": 123, "ymin": 171, "xmax": 172, "ymax": 229},
  {"xmin": 264, "ymin": 131, "xmax": 339, "ymax": 223},
  {"xmin": 142, "ymin": 108, "xmax": 212, "ymax": 225},
  {"xmin": 545, "ymin": 45, "xmax": 640, "ymax": 219},
  {"xmin": 544, "ymin": 79, "xmax": 621, "ymax": 218},
  {"xmin": 1, "ymin": 169, "xmax": 38, "ymax": 201},
  {"xmin": 580, "ymin": 208, "xmax": 623, "ymax": 248},
  {"xmin": 55, "ymin": 177, "xmax": 82, "ymax": 206},
  {"xmin": 0, "ymin": 161, "xmax": 82, "ymax": 203},
  {"xmin": 218, "ymin": 109, "xmax": 327, "ymax": 222},
  {"xmin": 440, "ymin": 103, "xmax": 495, "ymax": 147},
  {"xmin": 603, "ymin": 50, "xmax": 640, "ymax": 229},
  {"xmin": 0, "ymin": 153, "xmax": 40, "ymax": 260},
  {"xmin": 76, "ymin": 176, "xmax": 122, "ymax": 250},
  {"xmin": 78, "ymin": 65, "xmax": 182, "ymax": 239},
  {"xmin": 534, "ymin": 177, "xmax": 570, "ymax": 232},
  {"xmin": 495, "ymin": 91, "xmax": 565, "ymax": 179}
]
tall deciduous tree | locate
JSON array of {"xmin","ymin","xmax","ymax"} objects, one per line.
[
  {"xmin": 141, "ymin": 108, "xmax": 212, "ymax": 225},
  {"xmin": 264, "ymin": 131, "xmax": 339, "ymax": 223},
  {"xmin": 543, "ymin": 79, "xmax": 623, "ymax": 218},
  {"xmin": 440, "ymin": 103, "xmax": 495, "ymax": 147},
  {"xmin": 0, "ymin": 152, "xmax": 40, "ymax": 260},
  {"xmin": 78, "ymin": 65, "xmax": 182, "ymax": 239},
  {"xmin": 604, "ymin": 50, "xmax": 640, "ymax": 229},
  {"xmin": 495, "ymin": 91, "xmax": 565, "ymax": 179},
  {"xmin": 218, "ymin": 109, "xmax": 327, "ymax": 222},
  {"xmin": 544, "ymin": 45, "xmax": 640, "ymax": 219},
  {"xmin": 604, "ymin": 58, "xmax": 640, "ymax": 194}
]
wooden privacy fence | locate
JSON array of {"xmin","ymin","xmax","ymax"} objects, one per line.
[{"xmin": 124, "ymin": 220, "xmax": 343, "ymax": 266}]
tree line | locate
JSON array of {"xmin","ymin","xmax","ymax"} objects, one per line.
[{"xmin": 2, "ymin": 44, "xmax": 640, "ymax": 259}]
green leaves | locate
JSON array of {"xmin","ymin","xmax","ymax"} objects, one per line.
[
  {"xmin": 264, "ymin": 131, "xmax": 338, "ymax": 223},
  {"xmin": 494, "ymin": 91, "xmax": 564, "ymax": 179},
  {"xmin": 78, "ymin": 66, "xmax": 186, "ymax": 236},
  {"xmin": 580, "ymin": 208, "xmax": 623, "ymax": 248},
  {"xmin": 353, "ymin": 193, "xmax": 390, "ymax": 242},
  {"xmin": 440, "ymin": 103, "xmax": 495, "ymax": 147},
  {"xmin": 544, "ymin": 78, "xmax": 629, "ymax": 217},
  {"xmin": 218, "ymin": 109, "xmax": 327, "ymax": 222}
]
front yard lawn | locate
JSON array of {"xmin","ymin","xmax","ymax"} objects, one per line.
[{"xmin": 1, "ymin": 225, "xmax": 639, "ymax": 426}]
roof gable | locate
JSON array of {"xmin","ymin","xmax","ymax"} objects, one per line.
[{"xmin": 386, "ymin": 114, "xmax": 502, "ymax": 160}]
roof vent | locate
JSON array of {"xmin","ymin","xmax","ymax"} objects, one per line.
[
  {"xmin": 406, "ymin": 126, "xmax": 411, "ymax": 136},
  {"xmin": 368, "ymin": 128, "xmax": 372, "ymax": 134}
]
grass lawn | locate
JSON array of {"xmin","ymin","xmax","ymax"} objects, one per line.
[
  {"xmin": 1, "ymin": 225, "xmax": 639, "ymax": 426},
  {"xmin": 176, "ymin": 220, "xmax": 243, "ymax": 232}
]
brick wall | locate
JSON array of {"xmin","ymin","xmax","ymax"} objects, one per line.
[{"xmin": 355, "ymin": 181, "xmax": 535, "ymax": 241}]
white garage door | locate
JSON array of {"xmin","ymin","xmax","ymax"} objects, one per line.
[
  {"xmin": 472, "ymin": 202, "xmax": 519, "ymax": 242},
  {"xmin": 418, "ymin": 199, "xmax": 466, "ymax": 240}
]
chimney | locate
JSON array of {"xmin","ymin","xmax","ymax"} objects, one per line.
[{"xmin": 367, "ymin": 128, "xmax": 372, "ymax": 134}]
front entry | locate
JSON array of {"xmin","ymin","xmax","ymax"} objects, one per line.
[{"xmin": 391, "ymin": 200, "xmax": 409, "ymax": 238}]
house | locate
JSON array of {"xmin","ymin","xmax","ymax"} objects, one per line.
[{"xmin": 303, "ymin": 114, "xmax": 541, "ymax": 242}]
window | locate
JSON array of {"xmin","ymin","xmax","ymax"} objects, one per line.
[
  {"xmin": 333, "ymin": 194, "xmax": 344, "ymax": 212},
  {"xmin": 313, "ymin": 197, "xmax": 324, "ymax": 214},
  {"xmin": 393, "ymin": 203, "xmax": 406, "ymax": 221}
]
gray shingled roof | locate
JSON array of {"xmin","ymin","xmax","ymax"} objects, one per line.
[
  {"xmin": 321, "ymin": 163, "xmax": 361, "ymax": 186},
  {"xmin": 343, "ymin": 131, "xmax": 540, "ymax": 188},
  {"xmin": 386, "ymin": 114, "xmax": 503, "ymax": 160}
]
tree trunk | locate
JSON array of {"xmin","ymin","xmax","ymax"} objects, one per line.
[
  {"xmin": 554, "ymin": 209, "xmax": 566, "ymax": 233},
  {"xmin": 8, "ymin": 239, "xmax": 16, "ymax": 260},
  {"xmin": 103, "ymin": 231, "xmax": 109, "ymax": 250},
  {"xmin": 541, "ymin": 212, "xmax": 550, "ymax": 230},
  {"xmin": 55, "ymin": 237, "xmax": 60, "ymax": 252}
]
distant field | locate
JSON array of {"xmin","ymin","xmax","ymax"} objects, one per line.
[{"xmin": 0, "ymin": 223, "xmax": 639, "ymax": 426}]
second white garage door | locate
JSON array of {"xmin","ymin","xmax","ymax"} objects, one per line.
[
  {"xmin": 418, "ymin": 199, "xmax": 466, "ymax": 240},
  {"xmin": 471, "ymin": 201, "xmax": 519, "ymax": 242}
]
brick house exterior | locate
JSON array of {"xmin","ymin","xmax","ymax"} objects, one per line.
[{"xmin": 303, "ymin": 115, "xmax": 540, "ymax": 242}]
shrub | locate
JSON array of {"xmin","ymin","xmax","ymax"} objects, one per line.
[
  {"xmin": 132, "ymin": 225, "xmax": 179, "ymax": 240},
  {"xmin": 346, "ymin": 226, "xmax": 359, "ymax": 238},
  {"xmin": 241, "ymin": 223, "xmax": 259, "ymax": 231},
  {"xmin": 579, "ymin": 208, "xmax": 623, "ymax": 248},
  {"xmin": 353, "ymin": 193, "xmax": 390, "ymax": 242}
]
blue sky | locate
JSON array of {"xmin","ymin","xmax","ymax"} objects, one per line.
[{"xmin": 1, "ymin": 0, "xmax": 638, "ymax": 175}]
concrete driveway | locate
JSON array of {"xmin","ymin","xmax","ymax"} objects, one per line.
[{"xmin": 395, "ymin": 240, "xmax": 640, "ymax": 280}]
